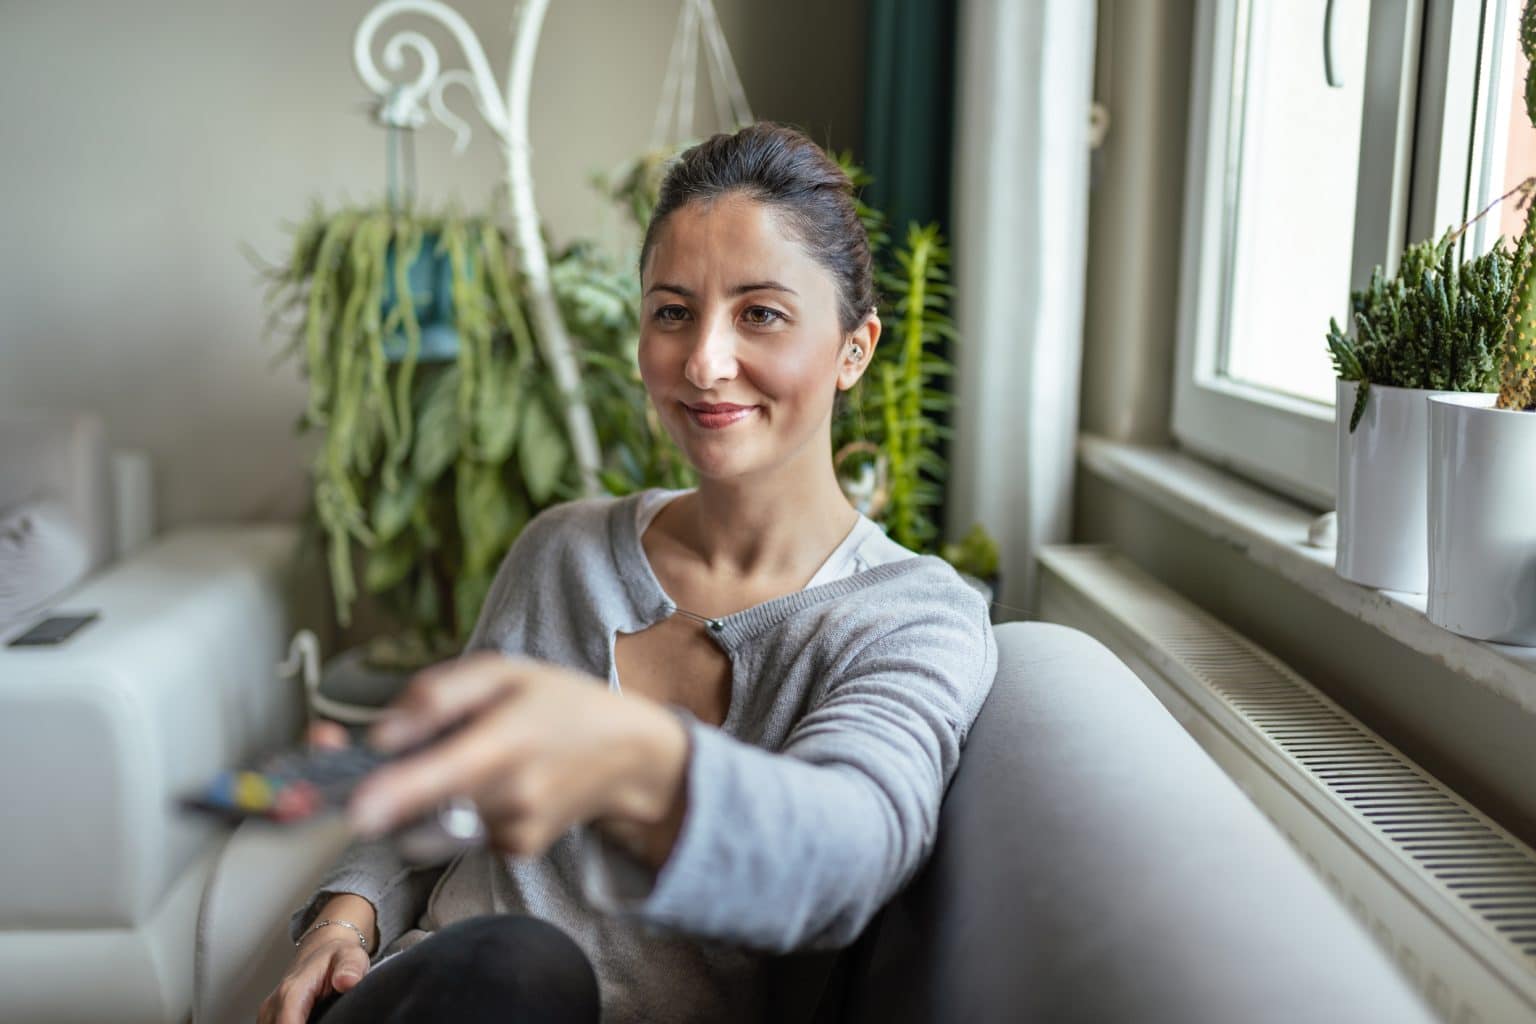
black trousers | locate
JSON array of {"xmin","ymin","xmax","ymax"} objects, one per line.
[{"xmin": 310, "ymin": 915, "xmax": 601, "ymax": 1023}]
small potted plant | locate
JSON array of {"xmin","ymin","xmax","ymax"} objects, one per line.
[
  {"xmin": 1425, "ymin": 0, "xmax": 1536, "ymax": 643},
  {"xmin": 1426, "ymin": 226, "xmax": 1536, "ymax": 643},
  {"xmin": 1325, "ymin": 232, "xmax": 1515, "ymax": 592},
  {"xmin": 941, "ymin": 523, "xmax": 1001, "ymax": 609}
]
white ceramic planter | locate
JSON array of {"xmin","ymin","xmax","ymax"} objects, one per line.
[
  {"xmin": 1427, "ymin": 393, "xmax": 1536, "ymax": 644},
  {"xmin": 1335, "ymin": 380, "xmax": 1458, "ymax": 592}
]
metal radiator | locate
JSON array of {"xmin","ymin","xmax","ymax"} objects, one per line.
[{"xmin": 1038, "ymin": 544, "xmax": 1536, "ymax": 1024}]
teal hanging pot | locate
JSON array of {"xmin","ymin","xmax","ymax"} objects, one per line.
[{"xmin": 380, "ymin": 233, "xmax": 469, "ymax": 363}]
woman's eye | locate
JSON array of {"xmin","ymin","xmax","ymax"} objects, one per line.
[
  {"xmin": 743, "ymin": 306, "xmax": 784, "ymax": 326},
  {"xmin": 653, "ymin": 305, "xmax": 689, "ymax": 323}
]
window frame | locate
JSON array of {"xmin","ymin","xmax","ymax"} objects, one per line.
[{"xmin": 1171, "ymin": 0, "xmax": 1495, "ymax": 508}]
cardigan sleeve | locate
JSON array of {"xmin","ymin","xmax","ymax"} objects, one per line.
[
  {"xmin": 576, "ymin": 585, "xmax": 998, "ymax": 953},
  {"xmin": 287, "ymin": 504, "xmax": 564, "ymax": 955},
  {"xmin": 287, "ymin": 838, "xmax": 447, "ymax": 957}
]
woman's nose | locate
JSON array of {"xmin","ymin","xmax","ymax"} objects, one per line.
[{"xmin": 683, "ymin": 315, "xmax": 738, "ymax": 390}]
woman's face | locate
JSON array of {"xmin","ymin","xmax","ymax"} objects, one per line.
[{"xmin": 638, "ymin": 193, "xmax": 875, "ymax": 482}]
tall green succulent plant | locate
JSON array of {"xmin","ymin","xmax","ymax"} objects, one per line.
[
  {"xmin": 830, "ymin": 154, "xmax": 959, "ymax": 554},
  {"xmin": 1497, "ymin": 0, "xmax": 1536, "ymax": 411},
  {"xmin": 867, "ymin": 223, "xmax": 956, "ymax": 551}
]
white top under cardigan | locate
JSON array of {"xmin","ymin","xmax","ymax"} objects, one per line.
[{"xmin": 633, "ymin": 486, "xmax": 914, "ymax": 588}]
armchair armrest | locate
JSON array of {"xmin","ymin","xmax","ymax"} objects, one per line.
[
  {"xmin": 836, "ymin": 621, "xmax": 1436, "ymax": 1023},
  {"xmin": 194, "ymin": 817, "xmax": 352, "ymax": 1024}
]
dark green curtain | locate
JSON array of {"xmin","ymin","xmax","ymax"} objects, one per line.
[
  {"xmin": 862, "ymin": 0, "xmax": 960, "ymax": 535},
  {"xmin": 862, "ymin": 0, "xmax": 959, "ymax": 239}
]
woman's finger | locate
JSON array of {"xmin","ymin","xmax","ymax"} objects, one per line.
[
  {"xmin": 350, "ymin": 709, "xmax": 527, "ymax": 835},
  {"xmin": 307, "ymin": 720, "xmax": 351, "ymax": 751},
  {"xmin": 329, "ymin": 942, "xmax": 371, "ymax": 993},
  {"xmin": 370, "ymin": 651, "xmax": 537, "ymax": 752},
  {"xmin": 274, "ymin": 965, "xmax": 324, "ymax": 1024},
  {"xmin": 269, "ymin": 937, "xmax": 351, "ymax": 1024}
]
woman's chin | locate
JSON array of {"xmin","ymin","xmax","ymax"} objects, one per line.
[
  {"xmin": 680, "ymin": 434, "xmax": 775, "ymax": 478},
  {"xmin": 685, "ymin": 449, "xmax": 752, "ymax": 480}
]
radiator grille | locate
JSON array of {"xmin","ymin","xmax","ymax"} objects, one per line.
[
  {"xmin": 1163, "ymin": 631, "xmax": 1536, "ymax": 963},
  {"xmin": 1038, "ymin": 545, "xmax": 1536, "ymax": 1020}
]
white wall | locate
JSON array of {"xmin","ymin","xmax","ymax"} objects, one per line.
[{"xmin": 0, "ymin": 0, "xmax": 864, "ymax": 528}]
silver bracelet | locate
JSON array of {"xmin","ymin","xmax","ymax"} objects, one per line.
[{"xmin": 297, "ymin": 918, "xmax": 371, "ymax": 953}]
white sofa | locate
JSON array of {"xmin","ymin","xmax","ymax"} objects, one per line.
[{"xmin": 0, "ymin": 412, "xmax": 317, "ymax": 1023}]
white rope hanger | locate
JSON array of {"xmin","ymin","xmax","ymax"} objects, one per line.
[{"xmin": 651, "ymin": 0, "xmax": 753, "ymax": 149}]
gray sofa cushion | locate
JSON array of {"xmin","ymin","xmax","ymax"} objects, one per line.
[{"xmin": 782, "ymin": 621, "xmax": 1434, "ymax": 1023}]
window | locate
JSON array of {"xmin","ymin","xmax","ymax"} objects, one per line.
[
  {"xmin": 1222, "ymin": 0, "xmax": 1373, "ymax": 406},
  {"xmin": 1173, "ymin": 0, "xmax": 1516, "ymax": 506}
]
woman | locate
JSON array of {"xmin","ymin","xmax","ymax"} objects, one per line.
[{"xmin": 263, "ymin": 121, "xmax": 998, "ymax": 1024}]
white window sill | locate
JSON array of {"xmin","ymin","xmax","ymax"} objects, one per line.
[{"xmin": 1077, "ymin": 434, "xmax": 1536, "ymax": 716}]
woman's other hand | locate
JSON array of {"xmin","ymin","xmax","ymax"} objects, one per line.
[
  {"xmin": 346, "ymin": 652, "xmax": 690, "ymax": 864},
  {"xmin": 257, "ymin": 896, "xmax": 375, "ymax": 1024},
  {"xmin": 305, "ymin": 719, "xmax": 351, "ymax": 751}
]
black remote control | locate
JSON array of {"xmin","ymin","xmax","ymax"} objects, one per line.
[
  {"xmin": 180, "ymin": 743, "xmax": 396, "ymax": 823},
  {"xmin": 180, "ymin": 726, "xmax": 486, "ymax": 864}
]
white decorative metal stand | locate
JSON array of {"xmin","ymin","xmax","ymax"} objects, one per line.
[{"xmin": 354, "ymin": 0, "xmax": 602, "ymax": 495}]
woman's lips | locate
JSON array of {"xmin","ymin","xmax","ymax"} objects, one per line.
[{"xmin": 684, "ymin": 403, "xmax": 758, "ymax": 429}]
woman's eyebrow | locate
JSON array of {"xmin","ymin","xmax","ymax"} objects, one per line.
[
  {"xmin": 731, "ymin": 281, "xmax": 798, "ymax": 296},
  {"xmin": 644, "ymin": 281, "xmax": 799, "ymax": 298}
]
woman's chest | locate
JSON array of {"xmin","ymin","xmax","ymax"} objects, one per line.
[{"xmin": 612, "ymin": 615, "xmax": 734, "ymax": 728}]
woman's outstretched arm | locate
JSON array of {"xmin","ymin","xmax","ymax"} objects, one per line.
[{"xmin": 580, "ymin": 590, "xmax": 999, "ymax": 952}]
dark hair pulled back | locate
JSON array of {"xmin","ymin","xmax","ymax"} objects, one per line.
[{"xmin": 639, "ymin": 121, "xmax": 876, "ymax": 336}]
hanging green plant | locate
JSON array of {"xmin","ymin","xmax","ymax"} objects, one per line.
[{"xmin": 265, "ymin": 205, "xmax": 574, "ymax": 667}]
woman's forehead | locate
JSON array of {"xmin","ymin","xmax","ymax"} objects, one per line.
[{"xmin": 644, "ymin": 195, "xmax": 822, "ymax": 286}]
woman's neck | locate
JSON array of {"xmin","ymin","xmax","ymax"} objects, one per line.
[{"xmin": 665, "ymin": 461, "xmax": 860, "ymax": 583}]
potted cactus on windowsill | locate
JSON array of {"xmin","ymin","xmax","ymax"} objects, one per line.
[
  {"xmin": 1325, "ymin": 231, "xmax": 1517, "ymax": 593},
  {"xmin": 1423, "ymin": 0, "xmax": 1536, "ymax": 644},
  {"xmin": 1425, "ymin": 211, "xmax": 1536, "ymax": 643}
]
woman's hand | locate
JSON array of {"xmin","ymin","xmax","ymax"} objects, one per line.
[
  {"xmin": 347, "ymin": 652, "xmax": 691, "ymax": 864},
  {"xmin": 257, "ymin": 895, "xmax": 375, "ymax": 1024}
]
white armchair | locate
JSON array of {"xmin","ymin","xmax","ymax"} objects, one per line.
[{"xmin": 0, "ymin": 412, "xmax": 319, "ymax": 1023}]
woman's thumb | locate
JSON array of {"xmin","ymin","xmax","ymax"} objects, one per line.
[{"xmin": 330, "ymin": 945, "xmax": 370, "ymax": 993}]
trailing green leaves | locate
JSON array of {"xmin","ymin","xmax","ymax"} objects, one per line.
[
  {"xmin": 264, "ymin": 205, "xmax": 569, "ymax": 661},
  {"xmin": 518, "ymin": 393, "xmax": 569, "ymax": 506},
  {"xmin": 552, "ymin": 240, "xmax": 695, "ymax": 495},
  {"xmin": 411, "ymin": 365, "xmax": 461, "ymax": 484}
]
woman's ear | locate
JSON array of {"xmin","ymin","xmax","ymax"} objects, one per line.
[{"xmin": 836, "ymin": 313, "xmax": 882, "ymax": 392}]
